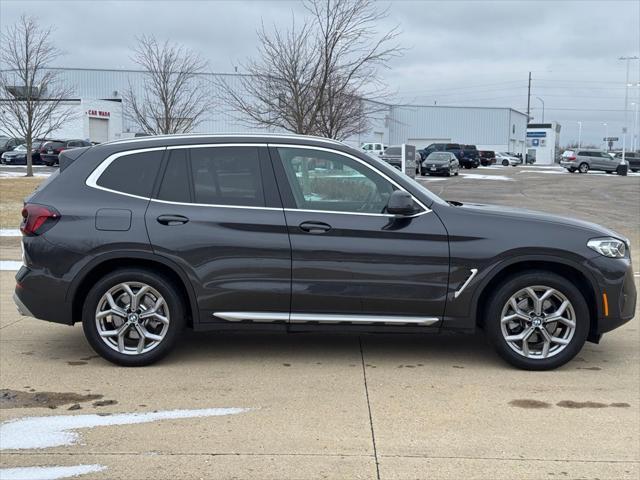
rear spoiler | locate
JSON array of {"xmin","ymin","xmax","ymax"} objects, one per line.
[{"xmin": 59, "ymin": 147, "xmax": 90, "ymax": 172}]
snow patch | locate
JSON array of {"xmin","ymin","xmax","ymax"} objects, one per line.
[
  {"xmin": 0, "ymin": 465, "xmax": 106, "ymax": 480},
  {"xmin": 0, "ymin": 229, "xmax": 21, "ymax": 237},
  {"xmin": 459, "ymin": 173, "xmax": 514, "ymax": 181},
  {"xmin": 0, "ymin": 261, "xmax": 23, "ymax": 271},
  {"xmin": 0, "ymin": 408, "xmax": 250, "ymax": 450}
]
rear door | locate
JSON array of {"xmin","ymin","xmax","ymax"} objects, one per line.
[
  {"xmin": 145, "ymin": 144, "xmax": 291, "ymax": 326},
  {"xmin": 270, "ymin": 144, "xmax": 449, "ymax": 327}
]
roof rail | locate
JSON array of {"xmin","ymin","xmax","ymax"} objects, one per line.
[{"xmin": 104, "ymin": 133, "xmax": 346, "ymax": 147}]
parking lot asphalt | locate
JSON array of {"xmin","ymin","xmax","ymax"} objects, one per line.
[{"xmin": 0, "ymin": 165, "xmax": 639, "ymax": 479}]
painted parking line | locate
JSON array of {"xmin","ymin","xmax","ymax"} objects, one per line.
[
  {"xmin": 0, "ymin": 465, "xmax": 106, "ymax": 480},
  {"xmin": 459, "ymin": 173, "xmax": 514, "ymax": 181}
]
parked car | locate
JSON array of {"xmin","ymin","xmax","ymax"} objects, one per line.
[
  {"xmin": 479, "ymin": 150, "xmax": 496, "ymax": 166},
  {"xmin": 421, "ymin": 152, "xmax": 460, "ymax": 176},
  {"xmin": 496, "ymin": 152, "xmax": 519, "ymax": 166},
  {"xmin": 560, "ymin": 149, "xmax": 622, "ymax": 174},
  {"xmin": 380, "ymin": 145, "xmax": 418, "ymax": 177},
  {"xmin": 461, "ymin": 145, "xmax": 480, "ymax": 168},
  {"xmin": 13, "ymin": 134, "xmax": 635, "ymax": 370},
  {"xmin": 41, "ymin": 139, "xmax": 93, "ymax": 166},
  {"xmin": 361, "ymin": 142, "xmax": 387, "ymax": 157},
  {"xmin": 1, "ymin": 142, "xmax": 46, "ymax": 165},
  {"xmin": 614, "ymin": 151, "xmax": 640, "ymax": 172},
  {"xmin": 0, "ymin": 136, "xmax": 25, "ymax": 156},
  {"xmin": 419, "ymin": 143, "xmax": 469, "ymax": 166}
]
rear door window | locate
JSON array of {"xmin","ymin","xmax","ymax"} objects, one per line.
[
  {"xmin": 96, "ymin": 150, "xmax": 164, "ymax": 198},
  {"xmin": 190, "ymin": 147, "xmax": 264, "ymax": 206}
]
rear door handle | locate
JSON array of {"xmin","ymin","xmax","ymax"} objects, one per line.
[
  {"xmin": 299, "ymin": 221, "xmax": 331, "ymax": 234},
  {"xmin": 157, "ymin": 214, "xmax": 189, "ymax": 226}
]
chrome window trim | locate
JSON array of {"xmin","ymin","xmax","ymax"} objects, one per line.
[
  {"xmin": 86, "ymin": 142, "xmax": 431, "ymax": 217},
  {"xmin": 270, "ymin": 143, "xmax": 431, "ymax": 215},
  {"xmin": 213, "ymin": 311, "xmax": 439, "ymax": 326},
  {"xmin": 85, "ymin": 146, "xmax": 166, "ymax": 201}
]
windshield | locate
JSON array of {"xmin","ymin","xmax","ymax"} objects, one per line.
[
  {"xmin": 427, "ymin": 153, "xmax": 450, "ymax": 161},
  {"xmin": 14, "ymin": 144, "xmax": 27, "ymax": 151}
]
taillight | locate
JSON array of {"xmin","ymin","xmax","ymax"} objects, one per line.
[
  {"xmin": 567, "ymin": 155, "xmax": 576, "ymax": 161},
  {"xmin": 20, "ymin": 204, "xmax": 60, "ymax": 236}
]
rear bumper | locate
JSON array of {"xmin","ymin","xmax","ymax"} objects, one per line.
[
  {"xmin": 560, "ymin": 161, "xmax": 578, "ymax": 169},
  {"xmin": 14, "ymin": 266, "xmax": 74, "ymax": 325},
  {"xmin": 422, "ymin": 164, "xmax": 451, "ymax": 174}
]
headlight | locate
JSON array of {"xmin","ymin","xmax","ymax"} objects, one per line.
[{"xmin": 587, "ymin": 237, "xmax": 626, "ymax": 258}]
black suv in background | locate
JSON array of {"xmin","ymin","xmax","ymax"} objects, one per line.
[
  {"xmin": 41, "ymin": 139, "xmax": 93, "ymax": 166},
  {"xmin": 461, "ymin": 145, "xmax": 480, "ymax": 168},
  {"xmin": 615, "ymin": 151, "xmax": 640, "ymax": 172},
  {"xmin": 420, "ymin": 143, "xmax": 463, "ymax": 162},
  {"xmin": 14, "ymin": 134, "xmax": 636, "ymax": 370}
]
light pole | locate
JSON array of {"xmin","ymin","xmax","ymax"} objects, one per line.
[
  {"xmin": 535, "ymin": 96, "xmax": 545, "ymax": 123},
  {"xmin": 577, "ymin": 121, "xmax": 582, "ymax": 149},
  {"xmin": 619, "ymin": 56, "xmax": 640, "ymax": 160},
  {"xmin": 633, "ymin": 101, "xmax": 639, "ymax": 152},
  {"xmin": 603, "ymin": 122, "xmax": 608, "ymax": 150}
]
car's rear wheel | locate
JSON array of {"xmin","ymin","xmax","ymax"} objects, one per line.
[
  {"xmin": 484, "ymin": 271, "xmax": 589, "ymax": 370},
  {"xmin": 82, "ymin": 268, "xmax": 186, "ymax": 366},
  {"xmin": 567, "ymin": 168, "xmax": 576, "ymax": 173},
  {"xmin": 578, "ymin": 162, "xmax": 589, "ymax": 173}
]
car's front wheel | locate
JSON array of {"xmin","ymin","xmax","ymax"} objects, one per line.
[
  {"xmin": 484, "ymin": 271, "xmax": 589, "ymax": 370},
  {"xmin": 82, "ymin": 268, "xmax": 186, "ymax": 366},
  {"xmin": 502, "ymin": 159, "xmax": 509, "ymax": 166}
]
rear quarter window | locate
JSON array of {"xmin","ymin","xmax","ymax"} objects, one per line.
[{"xmin": 96, "ymin": 150, "xmax": 163, "ymax": 198}]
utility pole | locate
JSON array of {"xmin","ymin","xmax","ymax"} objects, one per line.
[
  {"xmin": 619, "ymin": 56, "xmax": 639, "ymax": 161},
  {"xmin": 526, "ymin": 71, "xmax": 531, "ymax": 124}
]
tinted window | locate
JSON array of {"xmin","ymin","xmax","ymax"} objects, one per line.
[
  {"xmin": 97, "ymin": 150, "xmax": 162, "ymax": 197},
  {"xmin": 277, "ymin": 147, "xmax": 396, "ymax": 214},
  {"xmin": 44, "ymin": 141, "xmax": 65, "ymax": 150},
  {"xmin": 157, "ymin": 149, "xmax": 190, "ymax": 203},
  {"xmin": 385, "ymin": 147, "xmax": 401, "ymax": 155},
  {"xmin": 191, "ymin": 147, "xmax": 264, "ymax": 206}
]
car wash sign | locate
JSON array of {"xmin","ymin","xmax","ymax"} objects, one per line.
[{"xmin": 87, "ymin": 109, "xmax": 111, "ymax": 118}]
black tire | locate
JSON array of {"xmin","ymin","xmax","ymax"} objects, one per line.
[
  {"xmin": 605, "ymin": 170, "xmax": 613, "ymax": 174},
  {"xmin": 484, "ymin": 271, "xmax": 589, "ymax": 370},
  {"xmin": 420, "ymin": 168, "xmax": 426, "ymax": 176},
  {"xmin": 578, "ymin": 162, "xmax": 589, "ymax": 173},
  {"xmin": 82, "ymin": 268, "xmax": 186, "ymax": 366},
  {"xmin": 502, "ymin": 159, "xmax": 509, "ymax": 166},
  {"xmin": 632, "ymin": 169, "xmax": 638, "ymax": 173},
  {"xmin": 567, "ymin": 168, "xmax": 576, "ymax": 173},
  {"xmin": 445, "ymin": 169, "xmax": 451, "ymax": 177}
]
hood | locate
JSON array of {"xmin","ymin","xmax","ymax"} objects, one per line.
[
  {"xmin": 456, "ymin": 202, "xmax": 625, "ymax": 240},
  {"xmin": 424, "ymin": 157, "xmax": 450, "ymax": 165}
]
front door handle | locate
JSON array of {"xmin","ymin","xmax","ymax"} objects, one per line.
[
  {"xmin": 157, "ymin": 214, "xmax": 189, "ymax": 226},
  {"xmin": 299, "ymin": 221, "xmax": 331, "ymax": 234}
]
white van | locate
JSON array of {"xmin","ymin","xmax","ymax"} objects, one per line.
[{"xmin": 361, "ymin": 142, "xmax": 387, "ymax": 157}]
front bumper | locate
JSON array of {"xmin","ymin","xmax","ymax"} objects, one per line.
[
  {"xmin": 586, "ymin": 256, "xmax": 637, "ymax": 335},
  {"xmin": 422, "ymin": 164, "xmax": 451, "ymax": 174},
  {"xmin": 13, "ymin": 291, "xmax": 34, "ymax": 317}
]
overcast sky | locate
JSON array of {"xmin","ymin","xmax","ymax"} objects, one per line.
[{"xmin": 1, "ymin": 0, "xmax": 639, "ymax": 147}]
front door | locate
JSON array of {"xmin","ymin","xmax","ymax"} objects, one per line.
[
  {"xmin": 145, "ymin": 145, "xmax": 291, "ymax": 325},
  {"xmin": 270, "ymin": 145, "xmax": 449, "ymax": 327}
]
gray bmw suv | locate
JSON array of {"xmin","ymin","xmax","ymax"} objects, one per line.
[{"xmin": 14, "ymin": 134, "xmax": 636, "ymax": 369}]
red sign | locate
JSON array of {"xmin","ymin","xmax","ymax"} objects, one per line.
[{"xmin": 87, "ymin": 109, "xmax": 110, "ymax": 118}]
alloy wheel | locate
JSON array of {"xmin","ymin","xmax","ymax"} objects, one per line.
[
  {"xmin": 95, "ymin": 282, "xmax": 170, "ymax": 355},
  {"xmin": 579, "ymin": 163, "xmax": 589, "ymax": 173},
  {"xmin": 500, "ymin": 286, "xmax": 576, "ymax": 359}
]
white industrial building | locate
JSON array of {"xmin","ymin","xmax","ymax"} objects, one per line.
[{"xmin": 2, "ymin": 68, "xmax": 528, "ymax": 155}]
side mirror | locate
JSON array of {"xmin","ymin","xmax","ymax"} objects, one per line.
[{"xmin": 386, "ymin": 190, "xmax": 415, "ymax": 216}]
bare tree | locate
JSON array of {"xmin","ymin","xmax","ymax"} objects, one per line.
[
  {"xmin": 0, "ymin": 15, "xmax": 75, "ymax": 177},
  {"xmin": 216, "ymin": 0, "xmax": 402, "ymax": 141},
  {"xmin": 124, "ymin": 36, "xmax": 212, "ymax": 135}
]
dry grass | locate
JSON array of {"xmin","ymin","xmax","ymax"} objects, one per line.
[{"xmin": 0, "ymin": 177, "xmax": 45, "ymax": 229}]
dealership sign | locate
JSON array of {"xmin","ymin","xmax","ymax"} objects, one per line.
[
  {"xmin": 526, "ymin": 131, "xmax": 546, "ymax": 138},
  {"xmin": 87, "ymin": 109, "xmax": 110, "ymax": 118}
]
